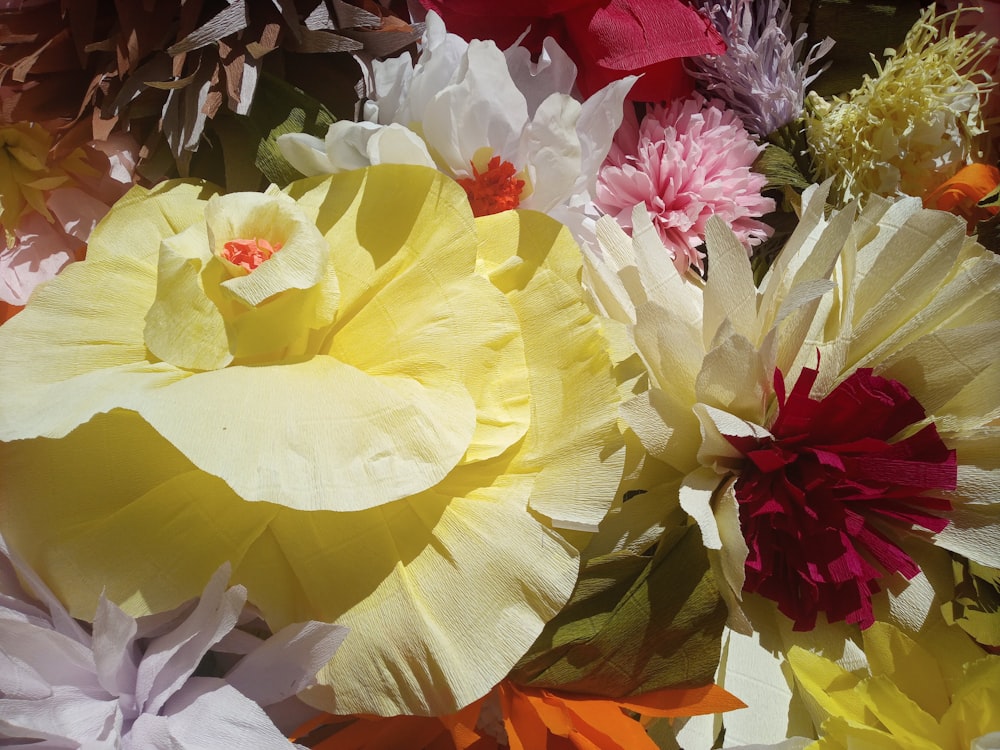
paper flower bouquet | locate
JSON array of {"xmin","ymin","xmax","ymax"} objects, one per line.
[{"xmin": 0, "ymin": 0, "xmax": 998, "ymax": 747}]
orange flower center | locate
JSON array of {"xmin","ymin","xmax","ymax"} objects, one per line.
[
  {"xmin": 456, "ymin": 156, "xmax": 525, "ymax": 217},
  {"xmin": 222, "ymin": 237, "xmax": 282, "ymax": 271}
]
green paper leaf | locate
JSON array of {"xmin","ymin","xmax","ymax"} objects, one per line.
[
  {"xmin": 511, "ymin": 526, "xmax": 727, "ymax": 697},
  {"xmin": 250, "ymin": 74, "xmax": 337, "ymax": 187},
  {"xmin": 754, "ymin": 143, "xmax": 812, "ymax": 193}
]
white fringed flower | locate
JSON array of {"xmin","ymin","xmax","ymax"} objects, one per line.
[{"xmin": 585, "ymin": 183, "xmax": 1000, "ymax": 746}]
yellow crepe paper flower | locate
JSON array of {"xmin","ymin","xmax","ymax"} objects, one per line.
[
  {"xmin": 789, "ymin": 621, "xmax": 1000, "ymax": 749},
  {"xmin": 806, "ymin": 6, "xmax": 996, "ymax": 204},
  {"xmin": 0, "ymin": 165, "xmax": 626, "ymax": 716}
]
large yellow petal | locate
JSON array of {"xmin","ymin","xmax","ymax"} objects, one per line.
[
  {"xmin": 0, "ymin": 411, "xmax": 276, "ymax": 619},
  {"xmin": 135, "ymin": 357, "xmax": 477, "ymax": 511},
  {"xmin": 0, "ymin": 180, "xmax": 213, "ymax": 442},
  {"xmin": 861, "ymin": 623, "xmax": 949, "ymax": 721},
  {"xmin": 327, "ymin": 249, "xmax": 530, "ymax": 465},
  {"xmin": 0, "ymin": 262, "xmax": 190, "ymax": 442},
  {"xmin": 475, "ymin": 209, "xmax": 625, "ymax": 533}
]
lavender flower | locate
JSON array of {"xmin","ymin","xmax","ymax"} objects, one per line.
[
  {"xmin": 0, "ymin": 538, "xmax": 347, "ymax": 749},
  {"xmin": 685, "ymin": 0, "xmax": 834, "ymax": 137}
]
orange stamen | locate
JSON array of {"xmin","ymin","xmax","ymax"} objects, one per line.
[
  {"xmin": 456, "ymin": 156, "xmax": 525, "ymax": 217},
  {"xmin": 221, "ymin": 237, "xmax": 283, "ymax": 272}
]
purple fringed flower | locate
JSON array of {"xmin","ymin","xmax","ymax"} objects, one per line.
[
  {"xmin": 685, "ymin": 0, "xmax": 834, "ymax": 137},
  {"xmin": 0, "ymin": 538, "xmax": 348, "ymax": 749}
]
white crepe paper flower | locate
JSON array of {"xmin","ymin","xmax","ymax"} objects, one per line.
[
  {"xmin": 0, "ymin": 537, "xmax": 347, "ymax": 749},
  {"xmin": 278, "ymin": 11, "xmax": 634, "ymax": 231}
]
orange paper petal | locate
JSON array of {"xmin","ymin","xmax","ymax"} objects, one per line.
[
  {"xmin": 288, "ymin": 680, "xmax": 744, "ymax": 749},
  {"xmin": 0, "ymin": 301, "xmax": 23, "ymax": 325},
  {"xmin": 923, "ymin": 163, "xmax": 1000, "ymax": 231}
]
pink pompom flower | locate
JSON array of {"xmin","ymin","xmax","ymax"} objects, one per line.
[{"xmin": 595, "ymin": 94, "xmax": 774, "ymax": 274}]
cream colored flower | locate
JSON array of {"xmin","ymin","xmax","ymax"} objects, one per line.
[
  {"xmin": 0, "ymin": 165, "xmax": 626, "ymax": 717},
  {"xmin": 586, "ymin": 182, "xmax": 1000, "ymax": 746},
  {"xmin": 587, "ymin": 181, "xmax": 999, "ymax": 627}
]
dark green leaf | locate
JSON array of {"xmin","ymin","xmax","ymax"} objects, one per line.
[{"xmin": 511, "ymin": 526, "xmax": 727, "ymax": 697}]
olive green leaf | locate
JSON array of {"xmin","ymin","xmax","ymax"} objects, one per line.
[{"xmin": 511, "ymin": 525, "xmax": 727, "ymax": 697}]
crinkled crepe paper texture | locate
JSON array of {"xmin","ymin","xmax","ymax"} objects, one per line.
[
  {"xmin": 0, "ymin": 549, "xmax": 347, "ymax": 748},
  {"xmin": 789, "ymin": 622, "xmax": 1000, "ymax": 749},
  {"xmin": 586, "ymin": 189, "xmax": 850, "ymax": 627},
  {"xmin": 591, "ymin": 183, "xmax": 1000, "ymax": 628},
  {"xmin": 0, "ymin": 165, "xmax": 626, "ymax": 716},
  {"xmin": 292, "ymin": 681, "xmax": 743, "ymax": 750},
  {"xmin": 511, "ymin": 525, "xmax": 727, "ymax": 698},
  {"xmin": 585, "ymin": 184, "xmax": 1000, "ymax": 747},
  {"xmin": 671, "ymin": 469, "xmax": 992, "ymax": 748},
  {"xmin": 495, "ymin": 682, "xmax": 744, "ymax": 750},
  {"xmin": 806, "ymin": 194, "xmax": 1000, "ymax": 570},
  {"xmin": 943, "ymin": 558, "xmax": 1000, "ymax": 648}
]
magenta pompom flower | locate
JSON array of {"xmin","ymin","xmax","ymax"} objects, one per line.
[
  {"xmin": 727, "ymin": 365, "xmax": 957, "ymax": 631},
  {"xmin": 595, "ymin": 94, "xmax": 774, "ymax": 274}
]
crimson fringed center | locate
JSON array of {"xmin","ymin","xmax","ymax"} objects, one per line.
[
  {"xmin": 727, "ymin": 366, "xmax": 957, "ymax": 631},
  {"xmin": 457, "ymin": 156, "xmax": 526, "ymax": 217}
]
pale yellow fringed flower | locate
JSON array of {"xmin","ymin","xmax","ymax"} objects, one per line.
[
  {"xmin": 806, "ymin": 6, "xmax": 996, "ymax": 203},
  {"xmin": 585, "ymin": 184, "xmax": 1000, "ymax": 745},
  {"xmin": 789, "ymin": 622, "xmax": 1000, "ymax": 749},
  {"xmin": 0, "ymin": 165, "xmax": 626, "ymax": 717}
]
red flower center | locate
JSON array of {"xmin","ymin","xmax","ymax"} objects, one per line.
[
  {"xmin": 222, "ymin": 237, "xmax": 282, "ymax": 272},
  {"xmin": 456, "ymin": 156, "xmax": 526, "ymax": 217},
  {"xmin": 726, "ymin": 366, "xmax": 956, "ymax": 631}
]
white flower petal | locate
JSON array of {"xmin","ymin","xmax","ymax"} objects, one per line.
[
  {"xmin": 367, "ymin": 124, "xmax": 436, "ymax": 168},
  {"xmin": 573, "ymin": 76, "xmax": 637, "ymax": 197},
  {"xmin": 519, "ymin": 93, "xmax": 581, "ymax": 213},
  {"xmin": 225, "ymin": 620, "xmax": 347, "ymax": 706},
  {"xmin": 0, "ymin": 686, "xmax": 119, "ymax": 743},
  {"xmin": 276, "ymin": 133, "xmax": 335, "ymax": 176},
  {"xmin": 504, "ymin": 35, "xmax": 578, "ymax": 110},
  {"xmin": 138, "ymin": 679, "xmax": 300, "ymax": 750},
  {"xmin": 421, "ymin": 41, "xmax": 528, "ymax": 173},
  {"xmin": 92, "ymin": 597, "xmax": 140, "ymax": 704},
  {"xmin": 135, "ymin": 566, "xmax": 245, "ymax": 716}
]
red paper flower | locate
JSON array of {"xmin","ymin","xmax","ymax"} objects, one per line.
[
  {"xmin": 727, "ymin": 365, "xmax": 957, "ymax": 631},
  {"xmin": 415, "ymin": 0, "xmax": 726, "ymax": 101}
]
